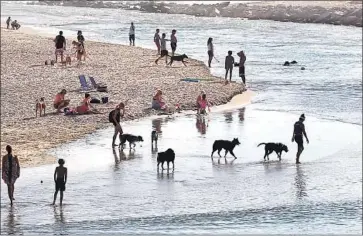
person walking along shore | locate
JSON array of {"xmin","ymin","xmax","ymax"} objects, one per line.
[
  {"xmin": 207, "ymin": 37, "xmax": 214, "ymax": 68},
  {"xmin": 2, "ymin": 145, "xmax": 20, "ymax": 205},
  {"xmin": 129, "ymin": 22, "xmax": 135, "ymax": 46},
  {"xmin": 292, "ymin": 114, "xmax": 309, "ymax": 164}
]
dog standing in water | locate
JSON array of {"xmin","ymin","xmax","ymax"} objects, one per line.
[
  {"xmin": 211, "ymin": 138, "xmax": 240, "ymax": 159},
  {"xmin": 119, "ymin": 134, "xmax": 144, "ymax": 150},
  {"xmin": 257, "ymin": 142, "xmax": 289, "ymax": 161},
  {"xmin": 157, "ymin": 148, "xmax": 175, "ymax": 171},
  {"xmin": 35, "ymin": 97, "xmax": 46, "ymax": 117}
]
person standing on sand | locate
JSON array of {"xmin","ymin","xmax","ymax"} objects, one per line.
[
  {"xmin": 291, "ymin": 114, "xmax": 309, "ymax": 164},
  {"xmin": 77, "ymin": 30, "xmax": 86, "ymax": 61},
  {"xmin": 6, "ymin": 17, "xmax": 11, "ymax": 29},
  {"xmin": 154, "ymin": 29, "xmax": 161, "ymax": 55},
  {"xmin": 54, "ymin": 89, "xmax": 70, "ymax": 113},
  {"xmin": 2, "ymin": 145, "xmax": 20, "ymax": 205},
  {"xmin": 109, "ymin": 102, "xmax": 127, "ymax": 147},
  {"xmin": 54, "ymin": 31, "xmax": 66, "ymax": 63},
  {"xmin": 129, "ymin": 22, "xmax": 135, "ymax": 46},
  {"xmin": 207, "ymin": 37, "xmax": 214, "ymax": 68},
  {"xmin": 225, "ymin": 51, "xmax": 235, "ymax": 83},
  {"xmin": 52, "ymin": 159, "xmax": 67, "ymax": 206},
  {"xmin": 237, "ymin": 50, "xmax": 246, "ymax": 85},
  {"xmin": 155, "ymin": 33, "xmax": 170, "ymax": 65},
  {"xmin": 170, "ymin": 29, "xmax": 177, "ymax": 56}
]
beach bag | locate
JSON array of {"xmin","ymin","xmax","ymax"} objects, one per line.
[
  {"xmin": 90, "ymin": 98, "xmax": 101, "ymax": 104},
  {"xmin": 97, "ymin": 86, "xmax": 108, "ymax": 92},
  {"xmin": 101, "ymin": 97, "xmax": 109, "ymax": 103}
]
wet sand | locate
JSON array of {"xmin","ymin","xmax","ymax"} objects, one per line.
[{"xmin": 0, "ymin": 27, "xmax": 250, "ymax": 168}]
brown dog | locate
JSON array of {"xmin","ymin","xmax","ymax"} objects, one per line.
[{"xmin": 36, "ymin": 97, "xmax": 46, "ymax": 117}]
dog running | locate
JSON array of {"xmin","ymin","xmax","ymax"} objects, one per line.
[
  {"xmin": 35, "ymin": 97, "xmax": 46, "ymax": 117},
  {"xmin": 119, "ymin": 134, "xmax": 144, "ymax": 150},
  {"xmin": 167, "ymin": 54, "xmax": 188, "ymax": 66},
  {"xmin": 211, "ymin": 138, "xmax": 241, "ymax": 159},
  {"xmin": 257, "ymin": 142, "xmax": 289, "ymax": 161},
  {"xmin": 157, "ymin": 148, "xmax": 175, "ymax": 171}
]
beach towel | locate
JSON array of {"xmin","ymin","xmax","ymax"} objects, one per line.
[{"xmin": 180, "ymin": 78, "xmax": 199, "ymax": 82}]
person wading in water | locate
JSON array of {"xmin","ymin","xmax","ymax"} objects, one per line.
[
  {"xmin": 109, "ymin": 102, "xmax": 127, "ymax": 147},
  {"xmin": 291, "ymin": 114, "xmax": 309, "ymax": 164},
  {"xmin": 2, "ymin": 145, "xmax": 20, "ymax": 205}
]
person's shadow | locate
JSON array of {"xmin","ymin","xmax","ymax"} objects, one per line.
[
  {"xmin": 294, "ymin": 165, "xmax": 308, "ymax": 200},
  {"xmin": 53, "ymin": 206, "xmax": 66, "ymax": 224},
  {"xmin": 5, "ymin": 206, "xmax": 19, "ymax": 235}
]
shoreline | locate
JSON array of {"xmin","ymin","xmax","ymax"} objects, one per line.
[
  {"xmin": 0, "ymin": 27, "xmax": 253, "ymax": 168},
  {"xmin": 32, "ymin": 1, "xmax": 363, "ymax": 27}
]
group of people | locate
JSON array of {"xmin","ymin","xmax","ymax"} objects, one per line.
[
  {"xmin": 154, "ymin": 28, "xmax": 178, "ymax": 64},
  {"xmin": 6, "ymin": 17, "xmax": 21, "ymax": 30},
  {"xmin": 54, "ymin": 30, "xmax": 86, "ymax": 63},
  {"xmin": 53, "ymin": 89, "xmax": 100, "ymax": 115}
]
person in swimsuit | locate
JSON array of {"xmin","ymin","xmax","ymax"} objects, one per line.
[
  {"xmin": 72, "ymin": 41, "xmax": 85, "ymax": 62},
  {"xmin": 52, "ymin": 158, "xmax": 67, "ymax": 206},
  {"xmin": 54, "ymin": 31, "xmax": 66, "ymax": 63},
  {"xmin": 237, "ymin": 50, "xmax": 246, "ymax": 85},
  {"xmin": 155, "ymin": 33, "xmax": 170, "ymax": 65},
  {"xmin": 152, "ymin": 90, "xmax": 168, "ymax": 111},
  {"xmin": 129, "ymin": 22, "xmax": 135, "ymax": 46},
  {"xmin": 170, "ymin": 29, "xmax": 177, "ymax": 56},
  {"xmin": 207, "ymin": 37, "xmax": 214, "ymax": 68},
  {"xmin": 2, "ymin": 145, "xmax": 20, "ymax": 205},
  {"xmin": 198, "ymin": 94, "xmax": 211, "ymax": 115},
  {"xmin": 75, "ymin": 93, "xmax": 99, "ymax": 114},
  {"xmin": 77, "ymin": 30, "xmax": 86, "ymax": 60},
  {"xmin": 225, "ymin": 50, "xmax": 235, "ymax": 83},
  {"xmin": 6, "ymin": 17, "xmax": 11, "ymax": 29},
  {"xmin": 154, "ymin": 29, "xmax": 161, "ymax": 55},
  {"xmin": 196, "ymin": 91, "xmax": 205, "ymax": 109},
  {"xmin": 110, "ymin": 102, "xmax": 126, "ymax": 147},
  {"xmin": 291, "ymin": 114, "xmax": 309, "ymax": 164},
  {"xmin": 54, "ymin": 89, "xmax": 70, "ymax": 113}
]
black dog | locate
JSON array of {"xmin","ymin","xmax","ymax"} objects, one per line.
[
  {"xmin": 211, "ymin": 138, "xmax": 241, "ymax": 159},
  {"xmin": 151, "ymin": 130, "xmax": 158, "ymax": 147},
  {"xmin": 119, "ymin": 134, "xmax": 144, "ymax": 150},
  {"xmin": 157, "ymin": 148, "xmax": 175, "ymax": 171},
  {"xmin": 168, "ymin": 54, "xmax": 188, "ymax": 66},
  {"xmin": 257, "ymin": 142, "xmax": 289, "ymax": 161}
]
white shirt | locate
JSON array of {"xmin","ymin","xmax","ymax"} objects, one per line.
[
  {"xmin": 160, "ymin": 38, "xmax": 167, "ymax": 50},
  {"xmin": 129, "ymin": 25, "xmax": 135, "ymax": 35}
]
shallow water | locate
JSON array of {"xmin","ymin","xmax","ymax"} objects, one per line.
[
  {"xmin": 1, "ymin": 2, "xmax": 362, "ymax": 235},
  {"xmin": 1, "ymin": 107, "xmax": 362, "ymax": 234}
]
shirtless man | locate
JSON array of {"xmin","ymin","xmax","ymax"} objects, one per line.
[
  {"xmin": 154, "ymin": 29, "xmax": 161, "ymax": 55},
  {"xmin": 170, "ymin": 29, "xmax": 177, "ymax": 56},
  {"xmin": 109, "ymin": 102, "xmax": 127, "ymax": 147},
  {"xmin": 237, "ymin": 50, "xmax": 246, "ymax": 85},
  {"xmin": 52, "ymin": 159, "xmax": 67, "ymax": 206},
  {"xmin": 291, "ymin": 114, "xmax": 309, "ymax": 164}
]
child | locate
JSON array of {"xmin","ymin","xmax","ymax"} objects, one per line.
[
  {"xmin": 72, "ymin": 41, "xmax": 84, "ymax": 62},
  {"xmin": 225, "ymin": 51, "xmax": 235, "ymax": 83},
  {"xmin": 170, "ymin": 29, "xmax": 177, "ymax": 56},
  {"xmin": 155, "ymin": 33, "xmax": 170, "ymax": 65},
  {"xmin": 198, "ymin": 94, "xmax": 211, "ymax": 115},
  {"xmin": 52, "ymin": 159, "xmax": 67, "ymax": 206}
]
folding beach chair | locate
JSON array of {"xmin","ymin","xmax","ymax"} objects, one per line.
[
  {"xmin": 78, "ymin": 75, "xmax": 92, "ymax": 91},
  {"xmin": 89, "ymin": 76, "xmax": 108, "ymax": 92}
]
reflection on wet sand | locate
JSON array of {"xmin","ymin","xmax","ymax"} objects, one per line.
[
  {"xmin": 196, "ymin": 116, "xmax": 208, "ymax": 135},
  {"xmin": 152, "ymin": 118, "xmax": 163, "ymax": 136},
  {"xmin": 224, "ymin": 112, "xmax": 233, "ymax": 122},
  {"xmin": 5, "ymin": 206, "xmax": 21, "ymax": 235},
  {"xmin": 238, "ymin": 107, "xmax": 246, "ymax": 122},
  {"xmin": 295, "ymin": 165, "xmax": 308, "ymax": 199},
  {"xmin": 157, "ymin": 171, "xmax": 174, "ymax": 180}
]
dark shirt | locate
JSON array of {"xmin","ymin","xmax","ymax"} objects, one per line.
[
  {"xmin": 55, "ymin": 35, "xmax": 65, "ymax": 49},
  {"xmin": 109, "ymin": 109, "xmax": 121, "ymax": 123},
  {"xmin": 293, "ymin": 121, "xmax": 305, "ymax": 136}
]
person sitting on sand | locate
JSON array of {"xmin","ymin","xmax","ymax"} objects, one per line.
[
  {"xmin": 54, "ymin": 31, "xmax": 66, "ymax": 63},
  {"xmin": 76, "ymin": 93, "xmax": 99, "ymax": 114},
  {"xmin": 54, "ymin": 89, "xmax": 70, "ymax": 113},
  {"xmin": 72, "ymin": 40, "xmax": 85, "ymax": 62},
  {"xmin": 152, "ymin": 89, "xmax": 168, "ymax": 110},
  {"xmin": 6, "ymin": 17, "xmax": 11, "ymax": 29},
  {"xmin": 198, "ymin": 94, "xmax": 211, "ymax": 115},
  {"xmin": 11, "ymin": 20, "xmax": 20, "ymax": 30},
  {"xmin": 52, "ymin": 158, "xmax": 67, "ymax": 206},
  {"xmin": 225, "ymin": 50, "xmax": 235, "ymax": 83}
]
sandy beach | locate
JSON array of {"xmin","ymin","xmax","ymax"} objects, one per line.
[{"xmin": 0, "ymin": 27, "xmax": 250, "ymax": 168}]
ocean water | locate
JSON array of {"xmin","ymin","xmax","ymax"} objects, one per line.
[{"xmin": 1, "ymin": 2, "xmax": 362, "ymax": 235}]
